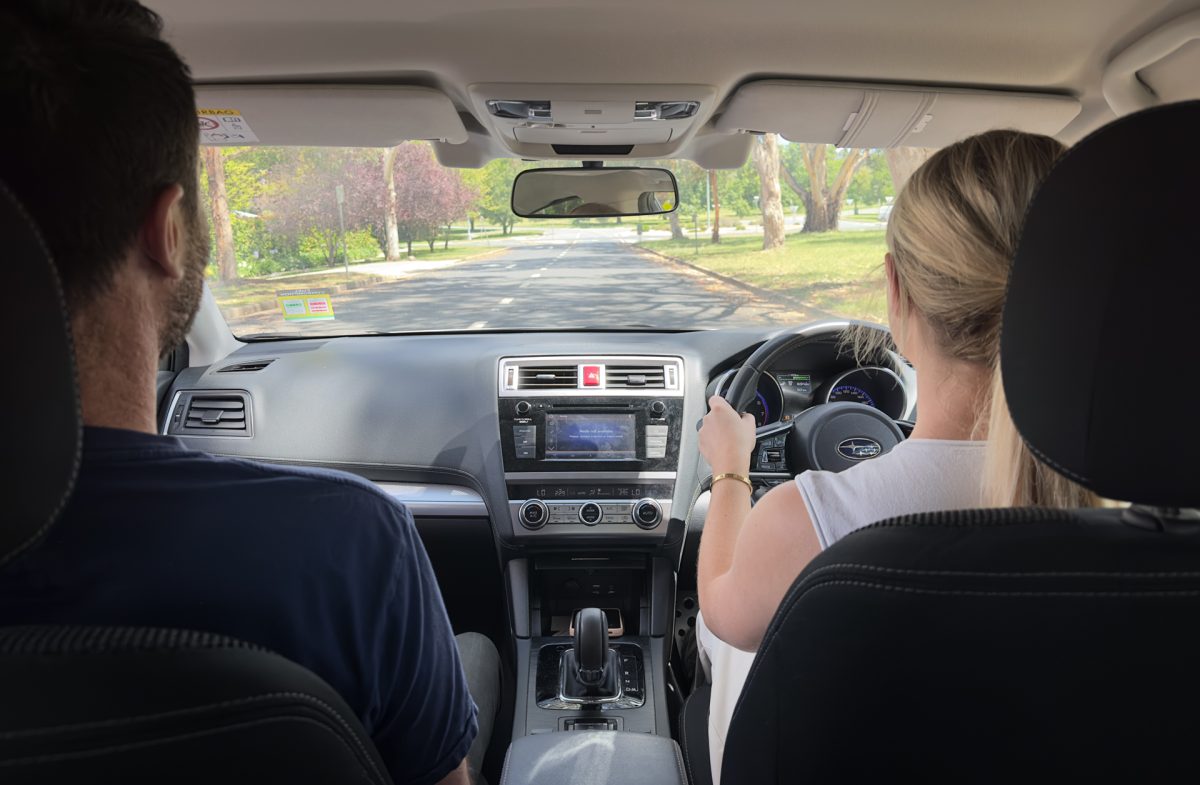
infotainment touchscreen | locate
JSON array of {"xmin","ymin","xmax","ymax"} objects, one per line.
[{"xmin": 545, "ymin": 413, "xmax": 637, "ymax": 460}]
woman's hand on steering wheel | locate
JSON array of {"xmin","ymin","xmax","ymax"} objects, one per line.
[{"xmin": 699, "ymin": 395, "xmax": 757, "ymax": 476}]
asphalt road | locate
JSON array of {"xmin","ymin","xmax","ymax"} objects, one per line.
[{"xmin": 233, "ymin": 234, "xmax": 815, "ymax": 336}]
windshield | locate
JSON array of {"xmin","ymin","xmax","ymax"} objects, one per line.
[{"xmin": 201, "ymin": 139, "xmax": 934, "ymax": 337}]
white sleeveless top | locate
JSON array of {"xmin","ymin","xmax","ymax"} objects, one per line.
[{"xmin": 696, "ymin": 438, "xmax": 986, "ymax": 784}]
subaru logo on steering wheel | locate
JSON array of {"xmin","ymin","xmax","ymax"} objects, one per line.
[{"xmin": 837, "ymin": 437, "xmax": 882, "ymax": 461}]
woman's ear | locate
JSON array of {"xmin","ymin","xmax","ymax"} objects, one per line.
[
  {"xmin": 139, "ymin": 184, "xmax": 186, "ymax": 280},
  {"xmin": 884, "ymin": 252, "xmax": 900, "ymax": 303}
]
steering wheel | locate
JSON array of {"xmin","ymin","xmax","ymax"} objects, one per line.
[{"xmin": 710, "ymin": 322, "xmax": 907, "ymax": 478}]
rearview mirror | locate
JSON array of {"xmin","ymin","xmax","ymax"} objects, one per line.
[{"xmin": 511, "ymin": 167, "xmax": 679, "ymax": 218}]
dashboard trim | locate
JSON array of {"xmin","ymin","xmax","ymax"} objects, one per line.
[
  {"xmin": 498, "ymin": 355, "xmax": 685, "ymax": 398},
  {"xmin": 505, "ymin": 471, "xmax": 677, "ymax": 481},
  {"xmin": 375, "ymin": 482, "xmax": 488, "ymax": 517}
]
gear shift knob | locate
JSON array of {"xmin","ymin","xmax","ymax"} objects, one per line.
[{"xmin": 574, "ymin": 607, "xmax": 609, "ymax": 686}]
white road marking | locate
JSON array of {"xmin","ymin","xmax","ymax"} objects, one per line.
[
  {"xmin": 468, "ymin": 321, "xmax": 488, "ymax": 330},
  {"xmin": 499, "ymin": 297, "xmax": 514, "ymax": 305},
  {"xmin": 540, "ymin": 266, "xmax": 548, "ymax": 271},
  {"xmin": 530, "ymin": 273, "xmax": 541, "ymax": 278},
  {"xmin": 505, "ymin": 263, "xmax": 516, "ymax": 269},
  {"xmin": 518, "ymin": 282, "xmax": 531, "ymax": 289}
]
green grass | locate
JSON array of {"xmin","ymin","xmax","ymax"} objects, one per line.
[
  {"xmin": 210, "ymin": 271, "xmax": 381, "ymax": 310},
  {"xmin": 640, "ymin": 229, "xmax": 889, "ymax": 321}
]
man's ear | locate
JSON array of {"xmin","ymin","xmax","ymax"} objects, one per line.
[{"xmin": 139, "ymin": 184, "xmax": 187, "ymax": 280}]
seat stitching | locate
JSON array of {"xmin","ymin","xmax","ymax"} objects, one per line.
[
  {"xmin": 0, "ymin": 691, "xmax": 386, "ymax": 784},
  {"xmin": 808, "ymin": 563, "xmax": 1200, "ymax": 580},
  {"xmin": 0, "ymin": 182, "xmax": 83, "ymax": 570},
  {"xmin": 0, "ymin": 715, "xmax": 385, "ymax": 782},
  {"xmin": 680, "ymin": 695, "xmax": 698, "ymax": 785},
  {"xmin": 673, "ymin": 740, "xmax": 689, "ymax": 785}
]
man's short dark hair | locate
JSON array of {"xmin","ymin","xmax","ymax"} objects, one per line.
[{"xmin": 0, "ymin": 0, "xmax": 198, "ymax": 310}]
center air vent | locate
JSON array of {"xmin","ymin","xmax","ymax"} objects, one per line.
[
  {"xmin": 605, "ymin": 364, "xmax": 667, "ymax": 389},
  {"xmin": 165, "ymin": 391, "xmax": 252, "ymax": 437},
  {"xmin": 499, "ymin": 356, "xmax": 684, "ymax": 398},
  {"xmin": 517, "ymin": 366, "xmax": 577, "ymax": 390}
]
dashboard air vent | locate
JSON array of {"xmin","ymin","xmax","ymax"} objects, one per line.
[
  {"xmin": 165, "ymin": 391, "xmax": 252, "ymax": 437},
  {"xmin": 517, "ymin": 365, "xmax": 577, "ymax": 390},
  {"xmin": 605, "ymin": 364, "xmax": 667, "ymax": 389},
  {"xmin": 217, "ymin": 359, "xmax": 274, "ymax": 373}
]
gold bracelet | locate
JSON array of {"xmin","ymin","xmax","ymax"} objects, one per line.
[{"xmin": 711, "ymin": 472, "xmax": 753, "ymax": 492}]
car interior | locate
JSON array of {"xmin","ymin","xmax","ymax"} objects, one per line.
[{"xmin": 3, "ymin": 1, "xmax": 1200, "ymax": 783}]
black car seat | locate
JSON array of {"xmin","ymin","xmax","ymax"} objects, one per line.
[
  {"xmin": 0, "ymin": 181, "xmax": 392, "ymax": 784},
  {"xmin": 716, "ymin": 100, "xmax": 1200, "ymax": 784}
]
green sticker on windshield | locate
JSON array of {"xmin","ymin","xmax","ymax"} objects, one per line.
[{"xmin": 276, "ymin": 289, "xmax": 335, "ymax": 321}]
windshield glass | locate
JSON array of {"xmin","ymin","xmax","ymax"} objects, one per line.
[{"xmin": 201, "ymin": 140, "xmax": 934, "ymax": 337}]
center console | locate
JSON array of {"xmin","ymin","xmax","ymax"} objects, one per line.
[
  {"xmin": 499, "ymin": 356, "xmax": 686, "ymax": 745},
  {"xmin": 498, "ymin": 355, "xmax": 685, "ymax": 540}
]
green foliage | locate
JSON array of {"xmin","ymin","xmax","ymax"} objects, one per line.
[
  {"xmin": 463, "ymin": 158, "xmax": 523, "ymax": 234},
  {"xmin": 846, "ymin": 152, "xmax": 893, "ymax": 209},
  {"xmin": 298, "ymin": 228, "xmax": 381, "ymax": 268}
]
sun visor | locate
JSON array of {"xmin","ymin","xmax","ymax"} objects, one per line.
[
  {"xmin": 715, "ymin": 80, "xmax": 1080, "ymax": 148},
  {"xmin": 193, "ymin": 85, "xmax": 468, "ymax": 147}
]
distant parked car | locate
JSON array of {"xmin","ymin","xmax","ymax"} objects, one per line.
[{"xmin": 878, "ymin": 205, "xmax": 893, "ymax": 222}]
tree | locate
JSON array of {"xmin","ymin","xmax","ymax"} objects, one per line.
[
  {"xmin": 752, "ymin": 134, "xmax": 786, "ymax": 250},
  {"xmin": 847, "ymin": 152, "xmax": 893, "ymax": 211},
  {"xmin": 263, "ymin": 148, "xmax": 379, "ymax": 267},
  {"xmin": 708, "ymin": 169, "xmax": 721, "ymax": 243},
  {"xmin": 780, "ymin": 144, "xmax": 869, "ymax": 233},
  {"xmin": 667, "ymin": 209, "xmax": 686, "ymax": 240},
  {"xmin": 463, "ymin": 159, "xmax": 522, "ymax": 235},
  {"xmin": 382, "ymin": 146, "xmax": 402, "ymax": 260},
  {"xmin": 885, "ymin": 147, "xmax": 938, "ymax": 193},
  {"xmin": 201, "ymin": 147, "xmax": 238, "ymax": 281}
]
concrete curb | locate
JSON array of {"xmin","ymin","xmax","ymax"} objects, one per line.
[{"xmin": 632, "ymin": 243, "xmax": 840, "ymax": 321}]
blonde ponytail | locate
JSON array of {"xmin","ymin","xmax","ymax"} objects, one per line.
[{"xmin": 880, "ymin": 130, "xmax": 1103, "ymax": 509}]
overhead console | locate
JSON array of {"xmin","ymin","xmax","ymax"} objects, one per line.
[
  {"xmin": 498, "ymin": 356, "xmax": 684, "ymax": 541},
  {"xmin": 462, "ymin": 83, "xmax": 745, "ymax": 164},
  {"xmin": 715, "ymin": 79, "xmax": 1081, "ymax": 149}
]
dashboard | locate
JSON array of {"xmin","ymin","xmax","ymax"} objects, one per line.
[{"xmin": 161, "ymin": 323, "xmax": 915, "ymax": 553}]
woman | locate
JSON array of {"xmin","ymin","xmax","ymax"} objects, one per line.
[{"xmin": 694, "ymin": 129, "xmax": 1100, "ymax": 783}]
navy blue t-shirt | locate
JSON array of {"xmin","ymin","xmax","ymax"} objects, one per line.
[{"xmin": 0, "ymin": 427, "xmax": 477, "ymax": 785}]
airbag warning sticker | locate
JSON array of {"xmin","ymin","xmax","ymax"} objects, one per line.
[
  {"xmin": 277, "ymin": 289, "xmax": 335, "ymax": 321},
  {"xmin": 198, "ymin": 108, "xmax": 259, "ymax": 144}
]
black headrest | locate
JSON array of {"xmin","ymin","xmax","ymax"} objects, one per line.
[
  {"xmin": 1002, "ymin": 100, "xmax": 1200, "ymax": 508},
  {"xmin": 0, "ymin": 182, "xmax": 81, "ymax": 565}
]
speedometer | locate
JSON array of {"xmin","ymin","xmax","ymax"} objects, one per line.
[
  {"xmin": 828, "ymin": 384, "xmax": 876, "ymax": 407},
  {"xmin": 747, "ymin": 392, "xmax": 771, "ymax": 427}
]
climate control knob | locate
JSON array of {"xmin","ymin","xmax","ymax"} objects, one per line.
[
  {"xmin": 578, "ymin": 502, "xmax": 604, "ymax": 526},
  {"xmin": 632, "ymin": 498, "xmax": 663, "ymax": 529},
  {"xmin": 519, "ymin": 499, "xmax": 549, "ymax": 529},
  {"xmin": 649, "ymin": 400, "xmax": 666, "ymax": 416},
  {"xmin": 515, "ymin": 400, "xmax": 532, "ymax": 415}
]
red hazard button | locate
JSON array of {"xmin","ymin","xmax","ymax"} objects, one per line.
[{"xmin": 582, "ymin": 365, "xmax": 602, "ymax": 387}]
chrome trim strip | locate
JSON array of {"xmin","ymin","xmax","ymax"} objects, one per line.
[
  {"xmin": 505, "ymin": 471, "xmax": 677, "ymax": 481},
  {"xmin": 375, "ymin": 482, "xmax": 488, "ymax": 517},
  {"xmin": 498, "ymin": 355, "xmax": 685, "ymax": 398}
]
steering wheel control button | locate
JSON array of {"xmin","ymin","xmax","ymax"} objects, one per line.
[
  {"xmin": 519, "ymin": 499, "xmax": 549, "ymax": 529},
  {"xmin": 756, "ymin": 433, "xmax": 788, "ymax": 472},
  {"xmin": 632, "ymin": 499, "xmax": 663, "ymax": 529},
  {"xmin": 515, "ymin": 400, "xmax": 532, "ymax": 415},
  {"xmin": 578, "ymin": 502, "xmax": 604, "ymax": 525}
]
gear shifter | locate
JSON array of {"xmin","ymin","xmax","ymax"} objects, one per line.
[
  {"xmin": 561, "ymin": 607, "xmax": 620, "ymax": 701},
  {"xmin": 574, "ymin": 607, "xmax": 609, "ymax": 686}
]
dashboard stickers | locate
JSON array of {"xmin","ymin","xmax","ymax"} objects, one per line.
[{"xmin": 276, "ymin": 289, "xmax": 335, "ymax": 321}]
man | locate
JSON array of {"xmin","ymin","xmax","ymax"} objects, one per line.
[{"xmin": 0, "ymin": 3, "xmax": 495, "ymax": 784}]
